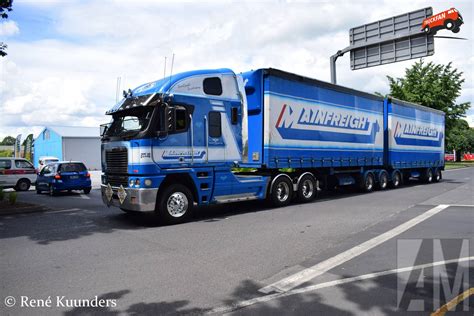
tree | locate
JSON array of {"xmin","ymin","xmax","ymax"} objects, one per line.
[
  {"xmin": 0, "ymin": 0, "xmax": 13, "ymax": 57},
  {"xmin": 445, "ymin": 119, "xmax": 474, "ymax": 161},
  {"xmin": 385, "ymin": 60, "xmax": 471, "ymax": 157},
  {"xmin": 1, "ymin": 136, "xmax": 15, "ymax": 145},
  {"xmin": 387, "ymin": 60, "xmax": 470, "ymax": 131}
]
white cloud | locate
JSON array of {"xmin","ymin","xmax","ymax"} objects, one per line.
[
  {"xmin": 0, "ymin": 20, "xmax": 19, "ymax": 37},
  {"xmin": 0, "ymin": 0, "xmax": 472, "ymax": 139}
]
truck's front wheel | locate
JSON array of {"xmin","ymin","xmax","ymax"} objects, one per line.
[{"xmin": 156, "ymin": 184, "xmax": 194, "ymax": 224}]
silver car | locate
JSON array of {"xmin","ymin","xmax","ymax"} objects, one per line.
[{"xmin": 0, "ymin": 158, "xmax": 37, "ymax": 191}]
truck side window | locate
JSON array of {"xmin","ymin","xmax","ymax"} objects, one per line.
[
  {"xmin": 209, "ymin": 111, "xmax": 222, "ymax": 138},
  {"xmin": 174, "ymin": 108, "xmax": 187, "ymax": 132},
  {"xmin": 203, "ymin": 77, "xmax": 222, "ymax": 96}
]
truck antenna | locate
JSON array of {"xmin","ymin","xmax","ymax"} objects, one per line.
[
  {"xmin": 168, "ymin": 53, "xmax": 175, "ymax": 88},
  {"xmin": 115, "ymin": 76, "xmax": 121, "ymax": 102},
  {"xmin": 163, "ymin": 56, "xmax": 167, "ymax": 78}
]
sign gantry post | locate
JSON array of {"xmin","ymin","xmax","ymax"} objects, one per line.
[{"xmin": 330, "ymin": 7, "xmax": 434, "ymax": 84}]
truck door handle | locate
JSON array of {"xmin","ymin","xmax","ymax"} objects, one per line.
[{"xmin": 204, "ymin": 115, "xmax": 209, "ymax": 162}]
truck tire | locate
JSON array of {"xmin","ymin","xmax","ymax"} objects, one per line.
[
  {"xmin": 360, "ymin": 173, "xmax": 375, "ymax": 193},
  {"xmin": 270, "ymin": 175, "xmax": 293, "ymax": 207},
  {"xmin": 433, "ymin": 169, "xmax": 442, "ymax": 182},
  {"xmin": 296, "ymin": 174, "xmax": 317, "ymax": 203},
  {"xmin": 422, "ymin": 168, "xmax": 433, "ymax": 184},
  {"xmin": 15, "ymin": 179, "xmax": 30, "ymax": 191},
  {"xmin": 390, "ymin": 171, "xmax": 402, "ymax": 188},
  {"xmin": 378, "ymin": 171, "xmax": 388, "ymax": 190},
  {"xmin": 156, "ymin": 183, "xmax": 193, "ymax": 224},
  {"xmin": 452, "ymin": 27, "xmax": 460, "ymax": 33},
  {"xmin": 444, "ymin": 20, "xmax": 455, "ymax": 30}
]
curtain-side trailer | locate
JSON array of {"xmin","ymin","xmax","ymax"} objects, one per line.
[{"xmin": 101, "ymin": 68, "xmax": 445, "ymax": 224}]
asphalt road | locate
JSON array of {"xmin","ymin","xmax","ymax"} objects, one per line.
[{"xmin": 0, "ymin": 168, "xmax": 473, "ymax": 315}]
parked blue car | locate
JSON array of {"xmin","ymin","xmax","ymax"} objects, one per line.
[{"xmin": 36, "ymin": 162, "xmax": 92, "ymax": 196}]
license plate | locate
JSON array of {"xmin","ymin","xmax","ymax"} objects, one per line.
[{"xmin": 70, "ymin": 176, "xmax": 79, "ymax": 179}]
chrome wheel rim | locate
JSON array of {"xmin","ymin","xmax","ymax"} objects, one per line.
[
  {"xmin": 428, "ymin": 171, "xmax": 433, "ymax": 182},
  {"xmin": 167, "ymin": 192, "xmax": 188, "ymax": 217},
  {"xmin": 436, "ymin": 172, "xmax": 441, "ymax": 181},
  {"xmin": 276, "ymin": 182, "xmax": 290, "ymax": 202},
  {"xmin": 447, "ymin": 22, "xmax": 453, "ymax": 28},
  {"xmin": 301, "ymin": 179, "xmax": 314, "ymax": 199},
  {"xmin": 380, "ymin": 175, "xmax": 387, "ymax": 189},
  {"xmin": 393, "ymin": 174, "xmax": 400, "ymax": 186},
  {"xmin": 366, "ymin": 176, "xmax": 373, "ymax": 191}
]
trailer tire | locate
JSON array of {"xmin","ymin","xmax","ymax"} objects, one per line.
[
  {"xmin": 422, "ymin": 168, "xmax": 433, "ymax": 184},
  {"xmin": 269, "ymin": 175, "xmax": 293, "ymax": 207},
  {"xmin": 296, "ymin": 174, "xmax": 317, "ymax": 203},
  {"xmin": 156, "ymin": 183, "xmax": 193, "ymax": 224},
  {"xmin": 378, "ymin": 171, "xmax": 389, "ymax": 190},
  {"xmin": 390, "ymin": 171, "xmax": 402, "ymax": 188},
  {"xmin": 433, "ymin": 169, "xmax": 442, "ymax": 182},
  {"xmin": 360, "ymin": 172, "xmax": 375, "ymax": 193}
]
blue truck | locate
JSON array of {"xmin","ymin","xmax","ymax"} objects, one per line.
[{"xmin": 100, "ymin": 68, "xmax": 445, "ymax": 224}]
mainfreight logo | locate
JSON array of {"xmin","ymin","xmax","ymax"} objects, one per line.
[
  {"xmin": 275, "ymin": 104, "xmax": 380, "ymax": 143},
  {"xmin": 162, "ymin": 149, "xmax": 206, "ymax": 160},
  {"xmin": 394, "ymin": 122, "xmax": 443, "ymax": 147}
]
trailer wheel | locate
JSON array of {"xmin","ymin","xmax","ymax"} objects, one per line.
[
  {"xmin": 433, "ymin": 169, "xmax": 442, "ymax": 182},
  {"xmin": 390, "ymin": 171, "xmax": 402, "ymax": 188},
  {"xmin": 296, "ymin": 174, "xmax": 317, "ymax": 203},
  {"xmin": 360, "ymin": 173, "xmax": 375, "ymax": 193},
  {"xmin": 422, "ymin": 168, "xmax": 433, "ymax": 184},
  {"xmin": 156, "ymin": 183, "xmax": 194, "ymax": 224},
  {"xmin": 378, "ymin": 171, "xmax": 388, "ymax": 190},
  {"xmin": 270, "ymin": 175, "xmax": 293, "ymax": 207}
]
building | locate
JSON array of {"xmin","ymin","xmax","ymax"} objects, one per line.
[{"xmin": 33, "ymin": 126, "xmax": 101, "ymax": 170}]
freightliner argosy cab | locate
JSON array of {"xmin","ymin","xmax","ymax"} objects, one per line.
[{"xmin": 100, "ymin": 69, "xmax": 268, "ymax": 223}]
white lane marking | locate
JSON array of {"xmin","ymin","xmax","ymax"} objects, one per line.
[
  {"xmin": 209, "ymin": 256, "xmax": 473, "ymax": 314},
  {"xmin": 443, "ymin": 167, "xmax": 474, "ymax": 172},
  {"xmin": 259, "ymin": 204, "xmax": 451, "ymax": 294},
  {"xmin": 449, "ymin": 204, "xmax": 474, "ymax": 208},
  {"xmin": 79, "ymin": 194, "xmax": 91, "ymax": 200},
  {"xmin": 46, "ymin": 208, "xmax": 82, "ymax": 214}
]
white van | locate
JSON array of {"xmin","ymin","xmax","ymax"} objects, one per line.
[
  {"xmin": 0, "ymin": 158, "xmax": 37, "ymax": 191},
  {"xmin": 38, "ymin": 156, "xmax": 59, "ymax": 171}
]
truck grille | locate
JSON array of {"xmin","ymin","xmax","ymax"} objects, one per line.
[
  {"xmin": 106, "ymin": 174, "xmax": 129, "ymax": 188},
  {"xmin": 105, "ymin": 148, "xmax": 128, "ymax": 174}
]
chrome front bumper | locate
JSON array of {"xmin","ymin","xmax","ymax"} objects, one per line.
[{"xmin": 101, "ymin": 184, "xmax": 158, "ymax": 212}]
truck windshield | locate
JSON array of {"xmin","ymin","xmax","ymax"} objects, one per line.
[{"xmin": 105, "ymin": 106, "xmax": 154, "ymax": 138}]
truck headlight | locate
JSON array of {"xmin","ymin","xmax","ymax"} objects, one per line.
[{"xmin": 129, "ymin": 179, "xmax": 135, "ymax": 187}]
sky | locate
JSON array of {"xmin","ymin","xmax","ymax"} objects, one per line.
[{"xmin": 0, "ymin": 0, "xmax": 473, "ymax": 140}]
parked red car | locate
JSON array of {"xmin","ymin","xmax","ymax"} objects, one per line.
[{"xmin": 422, "ymin": 8, "xmax": 463, "ymax": 35}]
